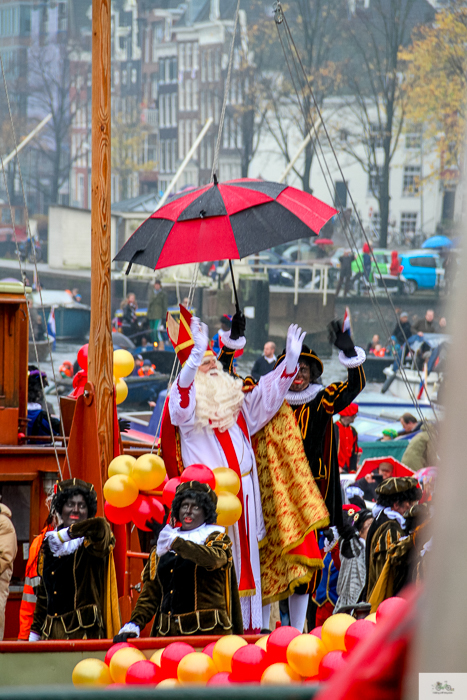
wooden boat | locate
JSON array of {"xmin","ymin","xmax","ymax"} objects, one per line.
[{"xmin": 31, "ymin": 290, "xmax": 91, "ymax": 341}]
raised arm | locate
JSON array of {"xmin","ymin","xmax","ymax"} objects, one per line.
[
  {"xmin": 43, "ymin": 517, "xmax": 115, "ymax": 559},
  {"xmin": 168, "ymin": 316, "xmax": 209, "ymax": 426}
]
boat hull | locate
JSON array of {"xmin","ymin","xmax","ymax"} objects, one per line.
[
  {"xmin": 40, "ymin": 305, "xmax": 91, "ymax": 341},
  {"xmin": 362, "ymin": 355, "xmax": 393, "ymax": 382},
  {"xmin": 383, "ymin": 367, "xmax": 439, "ymax": 402},
  {"xmin": 28, "ymin": 339, "xmax": 50, "ymax": 362}
]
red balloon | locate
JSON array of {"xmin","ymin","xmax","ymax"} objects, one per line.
[
  {"xmin": 104, "ymin": 642, "xmax": 135, "ymax": 666},
  {"xmin": 207, "ymin": 672, "xmax": 232, "ymax": 686},
  {"xmin": 376, "ymin": 596, "xmax": 409, "ymax": 622},
  {"xmin": 203, "ymin": 641, "xmax": 217, "ymax": 658},
  {"xmin": 126, "ymin": 660, "xmax": 161, "ymax": 685},
  {"xmin": 131, "ymin": 495, "xmax": 165, "ymax": 531},
  {"xmin": 162, "ymin": 478, "xmax": 182, "ymax": 509},
  {"xmin": 318, "ymin": 650, "xmax": 346, "ymax": 681},
  {"xmin": 77, "ymin": 343, "xmax": 89, "ymax": 370},
  {"xmin": 344, "ymin": 620, "xmax": 376, "ymax": 652},
  {"xmin": 104, "ymin": 501, "xmax": 134, "ymax": 526},
  {"xmin": 181, "ymin": 464, "xmax": 216, "ymax": 490},
  {"xmin": 310, "ymin": 626, "xmax": 322, "ymax": 639},
  {"xmin": 230, "ymin": 644, "xmax": 267, "ymax": 683},
  {"xmin": 160, "ymin": 642, "xmax": 195, "ymax": 679},
  {"xmin": 266, "ymin": 626, "xmax": 301, "ymax": 664},
  {"xmin": 304, "ymin": 675, "xmax": 321, "ymax": 684}
]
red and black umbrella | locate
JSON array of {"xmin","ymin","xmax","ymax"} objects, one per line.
[{"xmin": 114, "ymin": 177, "xmax": 337, "ymax": 272}]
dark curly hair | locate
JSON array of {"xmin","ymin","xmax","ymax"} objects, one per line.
[
  {"xmin": 171, "ymin": 488, "xmax": 218, "ymax": 525},
  {"xmin": 52, "ymin": 487, "xmax": 98, "ymax": 518},
  {"xmin": 376, "ymin": 486, "xmax": 421, "ymax": 510}
]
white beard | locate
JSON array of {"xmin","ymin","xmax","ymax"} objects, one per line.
[{"xmin": 194, "ymin": 362, "xmax": 244, "ymax": 433}]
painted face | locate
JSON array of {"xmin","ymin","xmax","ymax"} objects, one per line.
[
  {"xmin": 179, "ymin": 497, "xmax": 205, "ymax": 531},
  {"xmin": 61, "ymin": 494, "xmax": 88, "ymax": 527},
  {"xmin": 340, "ymin": 415, "xmax": 356, "ymax": 426},
  {"xmin": 198, "ymin": 357, "xmax": 218, "ymax": 375},
  {"xmin": 289, "ymin": 362, "xmax": 311, "ymax": 393}
]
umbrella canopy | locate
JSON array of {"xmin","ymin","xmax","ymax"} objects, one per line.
[
  {"xmin": 421, "ymin": 235, "xmax": 453, "ymax": 249},
  {"xmin": 114, "ymin": 178, "xmax": 337, "ymax": 271},
  {"xmin": 356, "ymin": 455, "xmax": 414, "ymax": 480},
  {"xmin": 313, "ymin": 238, "xmax": 334, "ymax": 246}
]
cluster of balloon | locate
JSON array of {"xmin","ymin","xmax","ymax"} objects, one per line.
[
  {"xmin": 160, "ymin": 464, "xmax": 243, "ymax": 527},
  {"xmin": 113, "ymin": 349, "xmax": 135, "ymax": 405},
  {"xmin": 72, "ymin": 599, "xmax": 406, "ymax": 687},
  {"xmin": 104, "ymin": 453, "xmax": 167, "ymax": 530}
]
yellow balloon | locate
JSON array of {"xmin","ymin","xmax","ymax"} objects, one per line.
[
  {"xmin": 132, "ymin": 454, "xmax": 167, "ymax": 491},
  {"xmin": 212, "ymin": 635, "xmax": 247, "ymax": 673},
  {"xmin": 177, "ymin": 652, "xmax": 217, "ymax": 684},
  {"xmin": 115, "ymin": 377, "xmax": 128, "ymax": 405},
  {"xmin": 72, "ymin": 658, "xmax": 112, "ymax": 686},
  {"xmin": 261, "ymin": 663, "xmax": 301, "ymax": 685},
  {"xmin": 158, "ymin": 678, "xmax": 180, "ymax": 688},
  {"xmin": 109, "ymin": 647, "xmax": 145, "ymax": 684},
  {"xmin": 286, "ymin": 634, "xmax": 327, "ymax": 678},
  {"xmin": 366, "ymin": 612, "xmax": 377, "ymax": 623},
  {"xmin": 104, "ymin": 474, "xmax": 139, "ymax": 508},
  {"xmin": 216, "ymin": 491, "xmax": 242, "ymax": 527},
  {"xmin": 213, "ymin": 467, "xmax": 241, "ymax": 496},
  {"xmin": 150, "ymin": 648, "xmax": 164, "ymax": 666},
  {"xmin": 255, "ymin": 635, "xmax": 269, "ymax": 651},
  {"xmin": 321, "ymin": 613, "xmax": 355, "ymax": 652},
  {"xmin": 108, "ymin": 454, "xmax": 136, "ymax": 478},
  {"xmin": 113, "ymin": 349, "xmax": 135, "ymax": 379}
]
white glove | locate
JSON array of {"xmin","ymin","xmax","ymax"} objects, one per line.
[
  {"xmin": 156, "ymin": 524, "xmax": 180, "ymax": 556},
  {"xmin": 118, "ymin": 622, "xmax": 141, "ymax": 638},
  {"xmin": 29, "ymin": 631, "xmax": 41, "ymax": 642},
  {"xmin": 285, "ymin": 324, "xmax": 306, "ymax": 374},
  {"xmin": 179, "ymin": 316, "xmax": 209, "ymax": 388},
  {"xmin": 45, "ymin": 528, "xmax": 71, "ymax": 554}
]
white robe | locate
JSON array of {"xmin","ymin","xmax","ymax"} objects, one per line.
[{"xmin": 169, "ymin": 362, "xmax": 297, "ymax": 631}]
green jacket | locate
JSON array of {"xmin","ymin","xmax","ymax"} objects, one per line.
[
  {"xmin": 147, "ymin": 288, "xmax": 168, "ymax": 321},
  {"xmin": 401, "ymin": 424, "xmax": 438, "ymax": 472},
  {"xmin": 130, "ymin": 531, "xmax": 243, "ymax": 636}
]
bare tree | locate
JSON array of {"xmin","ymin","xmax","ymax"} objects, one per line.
[{"xmin": 336, "ymin": 0, "xmax": 435, "ymax": 247}]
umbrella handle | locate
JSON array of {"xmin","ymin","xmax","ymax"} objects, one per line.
[{"xmin": 229, "ymin": 260, "xmax": 241, "ymax": 313}]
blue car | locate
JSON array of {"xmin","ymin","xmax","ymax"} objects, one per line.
[{"xmin": 398, "ymin": 251, "xmax": 445, "ymax": 294}]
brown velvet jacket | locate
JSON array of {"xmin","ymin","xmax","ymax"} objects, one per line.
[
  {"xmin": 130, "ymin": 531, "xmax": 243, "ymax": 636},
  {"xmin": 31, "ymin": 517, "xmax": 115, "ymax": 640}
]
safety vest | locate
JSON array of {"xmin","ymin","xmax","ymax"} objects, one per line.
[
  {"xmin": 137, "ymin": 365, "xmax": 155, "ymax": 376},
  {"xmin": 18, "ymin": 528, "xmax": 50, "ymax": 640}
]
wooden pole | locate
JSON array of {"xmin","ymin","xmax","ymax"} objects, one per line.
[{"xmin": 88, "ymin": 0, "xmax": 114, "ymax": 485}]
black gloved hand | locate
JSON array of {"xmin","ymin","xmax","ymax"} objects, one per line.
[
  {"xmin": 323, "ymin": 528, "xmax": 336, "ymax": 544},
  {"xmin": 113, "ymin": 632, "xmax": 137, "ymax": 644},
  {"xmin": 118, "ymin": 418, "xmax": 130, "ymax": 433},
  {"xmin": 337, "ymin": 522, "xmax": 356, "ymax": 541},
  {"xmin": 328, "ymin": 319, "xmax": 357, "ymax": 358},
  {"xmin": 230, "ymin": 310, "xmax": 246, "ymax": 341},
  {"xmin": 146, "ymin": 509, "xmax": 169, "ymax": 547}
]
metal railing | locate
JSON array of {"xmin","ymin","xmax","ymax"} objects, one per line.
[{"xmin": 242, "ymin": 257, "xmax": 332, "ymax": 306}]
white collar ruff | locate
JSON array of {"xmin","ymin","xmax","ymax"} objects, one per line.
[{"xmin": 286, "ymin": 383, "xmax": 323, "ymax": 406}]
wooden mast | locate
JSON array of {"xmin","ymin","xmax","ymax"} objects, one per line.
[{"xmin": 88, "ymin": 0, "xmax": 113, "ymax": 484}]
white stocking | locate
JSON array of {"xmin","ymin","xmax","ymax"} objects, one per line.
[
  {"xmin": 262, "ymin": 604, "xmax": 271, "ymax": 630},
  {"xmin": 289, "ymin": 593, "xmax": 309, "ymax": 632}
]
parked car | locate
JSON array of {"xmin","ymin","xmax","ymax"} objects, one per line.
[{"xmin": 398, "ymin": 250, "xmax": 445, "ymax": 294}]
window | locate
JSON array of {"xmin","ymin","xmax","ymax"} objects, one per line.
[
  {"xmin": 185, "ymin": 119, "xmax": 191, "ymax": 155},
  {"xmin": 165, "ymin": 59, "xmax": 170, "ymax": 83},
  {"xmin": 179, "ymin": 44, "xmax": 185, "ymax": 71},
  {"xmin": 171, "ymin": 93, "xmax": 177, "ymax": 125},
  {"xmin": 159, "ymin": 94, "xmax": 165, "ymax": 127},
  {"xmin": 171, "ymin": 58, "xmax": 177, "ymax": 81},
  {"xmin": 400, "ymin": 212, "xmax": 417, "ymax": 237},
  {"xmin": 201, "ymin": 52, "xmax": 206, "ymax": 83},
  {"xmin": 77, "ymin": 174, "xmax": 85, "ymax": 206},
  {"xmin": 402, "ymin": 166, "xmax": 420, "ymax": 196},
  {"xmin": 193, "ymin": 79, "xmax": 198, "ymax": 110},
  {"xmin": 214, "ymin": 50, "xmax": 220, "ymax": 81},
  {"xmin": 207, "ymin": 50, "xmax": 213, "ymax": 81},
  {"xmin": 122, "ymin": 69, "xmax": 127, "ymax": 85},
  {"xmin": 179, "ymin": 80, "xmax": 185, "ymax": 111},
  {"xmin": 186, "ymin": 43, "xmax": 192, "ymax": 70},
  {"xmin": 167, "ymin": 93, "xmax": 172, "ymax": 126},
  {"xmin": 172, "ymin": 139, "xmax": 177, "ymax": 169},
  {"xmin": 179, "ymin": 121, "xmax": 185, "ymax": 159},
  {"xmin": 159, "ymin": 59, "xmax": 165, "ymax": 83},
  {"xmin": 131, "ymin": 68, "xmax": 137, "ymax": 84},
  {"xmin": 161, "ymin": 140, "xmax": 166, "ymax": 172},
  {"xmin": 200, "ymin": 91, "xmax": 205, "ymax": 121},
  {"xmin": 193, "ymin": 43, "xmax": 199, "ymax": 70},
  {"xmin": 186, "ymin": 79, "xmax": 192, "ymax": 111},
  {"xmin": 369, "ymin": 123, "xmax": 383, "ymax": 149},
  {"xmin": 58, "ymin": 3, "xmax": 67, "ymax": 31},
  {"xmin": 151, "ymin": 73, "xmax": 157, "ymax": 100},
  {"xmin": 368, "ymin": 166, "xmax": 382, "ymax": 195},
  {"xmin": 214, "ymin": 95, "xmax": 219, "ymax": 123},
  {"xmin": 405, "ymin": 133, "xmax": 421, "ymax": 150},
  {"xmin": 409, "ymin": 256, "xmax": 436, "ymax": 268}
]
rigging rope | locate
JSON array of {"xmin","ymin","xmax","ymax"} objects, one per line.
[
  {"xmin": 273, "ymin": 6, "xmax": 439, "ymax": 433},
  {"xmin": 0, "ymin": 50, "xmax": 72, "ymax": 477}
]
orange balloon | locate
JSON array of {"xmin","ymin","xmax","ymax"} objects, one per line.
[
  {"xmin": 132, "ymin": 454, "xmax": 167, "ymax": 491},
  {"xmin": 177, "ymin": 652, "xmax": 217, "ymax": 684},
  {"xmin": 286, "ymin": 634, "xmax": 327, "ymax": 677},
  {"xmin": 149, "ymin": 648, "xmax": 164, "ymax": 666},
  {"xmin": 158, "ymin": 678, "xmax": 180, "ymax": 688},
  {"xmin": 321, "ymin": 613, "xmax": 355, "ymax": 652},
  {"xmin": 212, "ymin": 635, "xmax": 248, "ymax": 673},
  {"xmin": 108, "ymin": 454, "xmax": 136, "ymax": 478},
  {"xmin": 109, "ymin": 647, "xmax": 145, "ymax": 684},
  {"xmin": 213, "ymin": 467, "xmax": 240, "ymax": 496},
  {"xmin": 261, "ymin": 663, "xmax": 301, "ymax": 685},
  {"xmin": 255, "ymin": 635, "xmax": 269, "ymax": 651},
  {"xmin": 72, "ymin": 658, "xmax": 112, "ymax": 686},
  {"xmin": 104, "ymin": 474, "xmax": 139, "ymax": 508},
  {"xmin": 366, "ymin": 612, "xmax": 377, "ymax": 623},
  {"xmin": 216, "ymin": 491, "xmax": 242, "ymax": 527}
]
